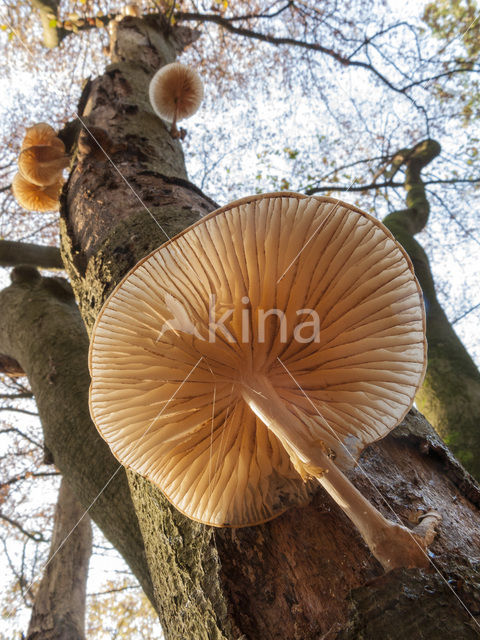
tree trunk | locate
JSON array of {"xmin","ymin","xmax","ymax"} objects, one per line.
[
  {"xmin": 54, "ymin": 14, "xmax": 480, "ymax": 639},
  {"xmin": 26, "ymin": 478, "xmax": 92, "ymax": 640},
  {"xmin": 382, "ymin": 140, "xmax": 480, "ymax": 480},
  {"xmin": 0, "ymin": 266, "xmax": 154, "ymax": 604}
]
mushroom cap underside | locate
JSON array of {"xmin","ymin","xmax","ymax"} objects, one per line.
[
  {"xmin": 149, "ymin": 62, "xmax": 204, "ymax": 122},
  {"xmin": 18, "ymin": 146, "xmax": 68, "ymax": 186},
  {"xmin": 89, "ymin": 192, "xmax": 426, "ymax": 527},
  {"xmin": 21, "ymin": 123, "xmax": 65, "ymax": 153},
  {"xmin": 12, "ymin": 172, "xmax": 62, "ymax": 212}
]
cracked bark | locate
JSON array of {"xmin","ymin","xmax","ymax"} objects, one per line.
[{"xmin": 53, "ymin": 14, "xmax": 480, "ymax": 639}]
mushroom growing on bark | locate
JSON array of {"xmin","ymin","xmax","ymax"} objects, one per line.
[
  {"xmin": 14, "ymin": 123, "xmax": 68, "ymax": 209},
  {"xmin": 21, "ymin": 123, "xmax": 65, "ymax": 152},
  {"xmin": 149, "ymin": 62, "xmax": 203, "ymax": 139},
  {"xmin": 18, "ymin": 145, "xmax": 70, "ymax": 186},
  {"xmin": 89, "ymin": 192, "xmax": 440, "ymax": 571},
  {"xmin": 12, "ymin": 172, "xmax": 62, "ymax": 212}
]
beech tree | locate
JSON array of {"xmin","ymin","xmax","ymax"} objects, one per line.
[{"xmin": 1, "ymin": 2, "xmax": 480, "ymax": 638}]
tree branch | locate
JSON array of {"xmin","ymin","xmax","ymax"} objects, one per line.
[
  {"xmin": 0, "ymin": 392, "xmax": 33, "ymax": 400},
  {"xmin": 174, "ymin": 10, "xmax": 478, "ymax": 104},
  {"xmin": 453, "ymin": 301, "xmax": 480, "ymax": 325},
  {"xmin": 175, "ymin": 10, "xmax": 402, "ymax": 91},
  {"xmin": 0, "ymin": 406, "xmax": 38, "ymax": 417},
  {"xmin": 29, "ymin": 0, "xmax": 63, "ymax": 48},
  {"xmin": 0, "ymin": 426, "xmax": 42, "ymax": 448},
  {"xmin": 305, "ymin": 176, "xmax": 480, "ymax": 195},
  {"xmin": 402, "ymin": 67, "xmax": 479, "ymax": 91},
  {"xmin": 28, "ymin": 0, "xmax": 118, "ymax": 47},
  {"xmin": 0, "ymin": 240, "xmax": 63, "ymax": 270},
  {"xmin": 0, "ymin": 512, "xmax": 46, "ymax": 542},
  {"xmin": 2, "ymin": 471, "xmax": 59, "ymax": 487},
  {"xmin": 209, "ymin": 1, "xmax": 294, "ymax": 23},
  {"xmin": 26, "ymin": 478, "xmax": 92, "ymax": 640},
  {"xmin": 87, "ymin": 584, "xmax": 139, "ymax": 597},
  {"xmin": 0, "ymin": 268, "xmax": 155, "ymax": 604}
]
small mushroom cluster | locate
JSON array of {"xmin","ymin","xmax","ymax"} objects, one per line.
[
  {"xmin": 149, "ymin": 63, "xmax": 203, "ymax": 139},
  {"xmin": 12, "ymin": 123, "xmax": 69, "ymax": 212}
]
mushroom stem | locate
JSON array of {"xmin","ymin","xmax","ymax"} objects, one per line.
[
  {"xmin": 240, "ymin": 375, "xmax": 440, "ymax": 571},
  {"xmin": 170, "ymin": 103, "xmax": 179, "ymax": 138}
]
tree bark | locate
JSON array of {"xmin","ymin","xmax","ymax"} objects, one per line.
[
  {"xmin": 55, "ymin": 14, "xmax": 480, "ymax": 639},
  {"xmin": 0, "ymin": 266, "xmax": 154, "ymax": 604},
  {"xmin": 26, "ymin": 478, "xmax": 92, "ymax": 640},
  {"xmin": 0, "ymin": 240, "xmax": 62, "ymax": 269},
  {"xmin": 382, "ymin": 140, "xmax": 480, "ymax": 480}
]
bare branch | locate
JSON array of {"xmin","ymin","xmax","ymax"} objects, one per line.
[
  {"xmin": 2, "ymin": 471, "xmax": 59, "ymax": 487},
  {"xmin": 305, "ymin": 176, "xmax": 480, "ymax": 195},
  {"xmin": 175, "ymin": 10, "xmax": 402, "ymax": 92},
  {"xmin": 210, "ymin": 1, "xmax": 294, "ymax": 23},
  {"xmin": 427, "ymin": 188, "xmax": 480, "ymax": 248},
  {"xmin": 174, "ymin": 10, "xmax": 478, "ymax": 110},
  {"xmin": 453, "ymin": 302, "xmax": 480, "ymax": 325},
  {"xmin": 0, "ymin": 406, "xmax": 38, "ymax": 417},
  {"xmin": 87, "ymin": 584, "xmax": 140, "ymax": 597},
  {"xmin": 402, "ymin": 67, "xmax": 479, "ymax": 91},
  {"xmin": 0, "ymin": 512, "xmax": 47, "ymax": 543},
  {"xmin": 0, "ymin": 427, "xmax": 42, "ymax": 448}
]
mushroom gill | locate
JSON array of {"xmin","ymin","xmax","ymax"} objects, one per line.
[{"xmin": 89, "ymin": 192, "xmax": 440, "ymax": 571}]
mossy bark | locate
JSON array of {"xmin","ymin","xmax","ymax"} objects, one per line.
[
  {"xmin": 382, "ymin": 140, "xmax": 480, "ymax": 479},
  {"xmin": 54, "ymin": 15, "xmax": 480, "ymax": 639}
]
